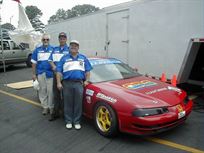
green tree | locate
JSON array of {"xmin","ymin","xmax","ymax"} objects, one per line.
[
  {"xmin": 71, "ymin": 4, "xmax": 99, "ymax": 16},
  {"xmin": 25, "ymin": 5, "xmax": 45, "ymax": 33},
  {"xmin": 48, "ymin": 9, "xmax": 68, "ymax": 24},
  {"xmin": 2, "ymin": 23, "xmax": 16, "ymax": 31},
  {"xmin": 48, "ymin": 4, "xmax": 99, "ymax": 24}
]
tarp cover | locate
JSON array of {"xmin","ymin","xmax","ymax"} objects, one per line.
[{"xmin": 9, "ymin": 3, "xmax": 41, "ymax": 50}]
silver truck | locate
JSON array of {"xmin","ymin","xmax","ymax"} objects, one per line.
[{"xmin": 0, "ymin": 39, "xmax": 32, "ymax": 68}]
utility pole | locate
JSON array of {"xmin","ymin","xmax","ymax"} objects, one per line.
[{"xmin": 0, "ymin": 0, "xmax": 6, "ymax": 72}]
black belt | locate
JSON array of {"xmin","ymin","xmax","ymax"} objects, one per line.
[{"xmin": 64, "ymin": 79, "xmax": 83, "ymax": 83}]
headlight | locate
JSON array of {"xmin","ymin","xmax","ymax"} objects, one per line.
[{"xmin": 132, "ymin": 107, "xmax": 169, "ymax": 117}]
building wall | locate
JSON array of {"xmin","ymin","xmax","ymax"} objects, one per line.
[
  {"xmin": 46, "ymin": 11, "xmax": 107, "ymax": 57},
  {"xmin": 128, "ymin": 0, "xmax": 204, "ymax": 77},
  {"xmin": 46, "ymin": 0, "xmax": 204, "ymax": 78}
]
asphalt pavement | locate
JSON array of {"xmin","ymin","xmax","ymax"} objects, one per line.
[{"xmin": 0, "ymin": 64, "xmax": 204, "ymax": 153}]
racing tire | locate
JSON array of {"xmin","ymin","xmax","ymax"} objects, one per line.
[
  {"xmin": 26, "ymin": 54, "xmax": 32, "ymax": 67},
  {"xmin": 94, "ymin": 102, "xmax": 118, "ymax": 137}
]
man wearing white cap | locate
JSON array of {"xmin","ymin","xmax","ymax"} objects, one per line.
[{"xmin": 56, "ymin": 40, "xmax": 92, "ymax": 130}]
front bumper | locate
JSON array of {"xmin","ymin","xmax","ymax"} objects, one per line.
[{"xmin": 118, "ymin": 100, "xmax": 193, "ymax": 135}]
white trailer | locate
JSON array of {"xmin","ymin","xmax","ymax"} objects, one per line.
[{"xmin": 46, "ymin": 0, "xmax": 204, "ymax": 86}]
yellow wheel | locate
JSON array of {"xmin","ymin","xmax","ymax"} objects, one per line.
[
  {"xmin": 94, "ymin": 102, "xmax": 118, "ymax": 137},
  {"xmin": 96, "ymin": 106, "xmax": 111, "ymax": 132}
]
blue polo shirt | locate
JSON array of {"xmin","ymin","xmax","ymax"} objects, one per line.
[
  {"xmin": 48, "ymin": 44, "xmax": 69, "ymax": 66},
  {"xmin": 56, "ymin": 53, "xmax": 92, "ymax": 81},
  {"xmin": 31, "ymin": 45, "xmax": 54, "ymax": 78}
]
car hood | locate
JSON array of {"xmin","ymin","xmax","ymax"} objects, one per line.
[{"xmin": 94, "ymin": 76, "xmax": 186, "ymax": 108}]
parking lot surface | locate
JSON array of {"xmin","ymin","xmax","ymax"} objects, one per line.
[{"xmin": 0, "ymin": 65, "xmax": 204, "ymax": 153}]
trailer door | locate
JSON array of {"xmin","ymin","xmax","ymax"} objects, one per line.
[{"xmin": 107, "ymin": 9, "xmax": 129, "ymax": 63}]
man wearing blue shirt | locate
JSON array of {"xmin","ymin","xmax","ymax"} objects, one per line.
[
  {"xmin": 56, "ymin": 40, "xmax": 92, "ymax": 130},
  {"xmin": 49, "ymin": 32, "xmax": 69, "ymax": 121},
  {"xmin": 31, "ymin": 34, "xmax": 54, "ymax": 118}
]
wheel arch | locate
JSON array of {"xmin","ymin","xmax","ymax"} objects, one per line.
[
  {"xmin": 93, "ymin": 100, "xmax": 117, "ymax": 115},
  {"xmin": 27, "ymin": 53, "xmax": 32, "ymax": 57},
  {"xmin": 26, "ymin": 53, "xmax": 33, "ymax": 67}
]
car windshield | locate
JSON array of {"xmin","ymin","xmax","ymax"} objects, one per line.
[{"xmin": 90, "ymin": 62, "xmax": 141, "ymax": 83}]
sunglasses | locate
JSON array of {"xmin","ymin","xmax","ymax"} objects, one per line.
[
  {"xmin": 42, "ymin": 38, "xmax": 49, "ymax": 41},
  {"xmin": 59, "ymin": 36, "xmax": 67, "ymax": 40}
]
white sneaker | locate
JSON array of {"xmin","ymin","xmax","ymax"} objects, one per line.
[
  {"xmin": 66, "ymin": 123, "xmax": 72, "ymax": 129},
  {"xmin": 74, "ymin": 124, "xmax": 81, "ymax": 130}
]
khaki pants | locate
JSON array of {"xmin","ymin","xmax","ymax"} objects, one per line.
[{"xmin": 38, "ymin": 73, "xmax": 53, "ymax": 109}]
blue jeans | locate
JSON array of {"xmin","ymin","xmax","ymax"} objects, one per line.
[{"xmin": 62, "ymin": 80, "xmax": 84, "ymax": 124}]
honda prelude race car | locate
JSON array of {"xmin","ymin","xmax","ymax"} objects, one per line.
[{"xmin": 83, "ymin": 57, "xmax": 193, "ymax": 137}]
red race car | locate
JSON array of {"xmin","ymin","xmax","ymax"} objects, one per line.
[{"xmin": 83, "ymin": 57, "xmax": 193, "ymax": 137}]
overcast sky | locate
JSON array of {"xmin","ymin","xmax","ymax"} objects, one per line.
[{"xmin": 1, "ymin": 0, "xmax": 131, "ymax": 27}]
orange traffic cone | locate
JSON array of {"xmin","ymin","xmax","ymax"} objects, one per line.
[
  {"xmin": 161, "ymin": 73, "xmax": 167, "ymax": 82},
  {"xmin": 171, "ymin": 74, "xmax": 177, "ymax": 86}
]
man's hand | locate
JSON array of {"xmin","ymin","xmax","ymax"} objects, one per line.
[
  {"xmin": 83, "ymin": 81, "xmax": 90, "ymax": 87},
  {"xmin": 57, "ymin": 82, "xmax": 63, "ymax": 91},
  {"xmin": 32, "ymin": 74, "xmax": 37, "ymax": 81},
  {"xmin": 85, "ymin": 72, "xmax": 90, "ymax": 87}
]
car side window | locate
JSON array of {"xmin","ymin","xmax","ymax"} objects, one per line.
[
  {"xmin": 20, "ymin": 43, "xmax": 30, "ymax": 49},
  {"xmin": 0, "ymin": 41, "xmax": 10, "ymax": 50},
  {"xmin": 11, "ymin": 41, "xmax": 20, "ymax": 50}
]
